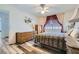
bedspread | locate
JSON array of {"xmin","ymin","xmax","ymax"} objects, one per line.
[{"xmin": 34, "ymin": 33, "xmax": 66, "ymax": 53}]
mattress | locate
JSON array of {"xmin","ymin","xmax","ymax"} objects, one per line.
[{"xmin": 37, "ymin": 32, "xmax": 65, "ymax": 37}]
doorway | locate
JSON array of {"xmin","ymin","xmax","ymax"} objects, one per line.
[{"xmin": 0, "ymin": 11, "xmax": 9, "ymax": 44}]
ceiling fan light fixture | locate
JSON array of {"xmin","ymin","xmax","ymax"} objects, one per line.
[{"xmin": 41, "ymin": 10, "xmax": 45, "ymax": 14}]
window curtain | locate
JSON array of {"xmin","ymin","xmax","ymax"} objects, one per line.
[{"xmin": 44, "ymin": 15, "xmax": 63, "ymax": 32}]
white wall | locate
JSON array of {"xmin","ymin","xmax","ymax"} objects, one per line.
[
  {"xmin": 10, "ymin": 7, "xmax": 38, "ymax": 44},
  {"xmin": 0, "ymin": 5, "xmax": 38, "ymax": 44}
]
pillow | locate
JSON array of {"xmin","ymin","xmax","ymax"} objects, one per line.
[
  {"xmin": 53, "ymin": 29, "xmax": 61, "ymax": 32},
  {"xmin": 45, "ymin": 29, "xmax": 61, "ymax": 33},
  {"xmin": 70, "ymin": 30, "xmax": 76, "ymax": 37},
  {"xmin": 45, "ymin": 27, "xmax": 52, "ymax": 32},
  {"xmin": 45, "ymin": 29, "xmax": 52, "ymax": 32},
  {"xmin": 53, "ymin": 27, "xmax": 61, "ymax": 32},
  {"xmin": 70, "ymin": 30, "xmax": 79, "ymax": 38}
]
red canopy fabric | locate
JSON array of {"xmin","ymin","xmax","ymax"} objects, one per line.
[{"xmin": 44, "ymin": 15, "xmax": 63, "ymax": 32}]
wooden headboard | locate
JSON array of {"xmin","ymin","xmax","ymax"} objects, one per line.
[{"xmin": 16, "ymin": 32, "xmax": 33, "ymax": 44}]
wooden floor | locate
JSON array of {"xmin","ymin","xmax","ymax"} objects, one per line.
[
  {"xmin": 0, "ymin": 38, "xmax": 24, "ymax": 54},
  {"xmin": 1, "ymin": 40, "xmax": 64, "ymax": 54},
  {"xmin": 1, "ymin": 45, "xmax": 24, "ymax": 54},
  {"xmin": 18, "ymin": 42, "xmax": 51, "ymax": 54},
  {"xmin": 1, "ymin": 43, "xmax": 51, "ymax": 54}
]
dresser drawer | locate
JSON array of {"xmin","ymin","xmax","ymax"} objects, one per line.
[{"xmin": 16, "ymin": 32, "xmax": 33, "ymax": 44}]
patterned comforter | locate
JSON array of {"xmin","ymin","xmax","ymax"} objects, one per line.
[{"xmin": 34, "ymin": 32, "xmax": 66, "ymax": 52}]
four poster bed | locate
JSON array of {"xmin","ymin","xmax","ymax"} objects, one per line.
[{"xmin": 34, "ymin": 15, "xmax": 66, "ymax": 53}]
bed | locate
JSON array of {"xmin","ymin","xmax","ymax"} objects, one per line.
[
  {"xmin": 34, "ymin": 32, "xmax": 66, "ymax": 53},
  {"xmin": 34, "ymin": 15, "xmax": 67, "ymax": 53}
]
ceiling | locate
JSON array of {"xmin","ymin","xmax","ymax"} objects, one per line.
[{"xmin": 12, "ymin": 4, "xmax": 78, "ymax": 16}]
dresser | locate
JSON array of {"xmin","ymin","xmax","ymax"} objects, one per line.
[{"xmin": 16, "ymin": 32, "xmax": 33, "ymax": 44}]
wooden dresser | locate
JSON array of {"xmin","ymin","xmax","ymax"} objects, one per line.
[{"xmin": 16, "ymin": 32, "xmax": 33, "ymax": 44}]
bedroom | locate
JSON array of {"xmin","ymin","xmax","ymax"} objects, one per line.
[{"xmin": 0, "ymin": 4, "xmax": 79, "ymax": 54}]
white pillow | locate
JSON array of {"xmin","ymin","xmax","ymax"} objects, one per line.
[
  {"xmin": 45, "ymin": 29, "xmax": 52, "ymax": 32},
  {"xmin": 53, "ymin": 29, "xmax": 61, "ymax": 32},
  {"xmin": 70, "ymin": 29, "xmax": 79, "ymax": 38},
  {"xmin": 45, "ymin": 29, "xmax": 61, "ymax": 33},
  {"xmin": 70, "ymin": 30, "xmax": 76, "ymax": 37}
]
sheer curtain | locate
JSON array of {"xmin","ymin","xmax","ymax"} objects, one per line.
[{"xmin": 44, "ymin": 15, "xmax": 63, "ymax": 32}]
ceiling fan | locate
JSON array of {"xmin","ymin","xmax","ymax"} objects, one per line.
[
  {"xmin": 40, "ymin": 4, "xmax": 49, "ymax": 14},
  {"xmin": 36, "ymin": 4, "xmax": 49, "ymax": 14}
]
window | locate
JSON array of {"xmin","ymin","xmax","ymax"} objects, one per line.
[
  {"xmin": 45, "ymin": 19, "xmax": 61, "ymax": 32},
  {"xmin": 44, "ymin": 15, "xmax": 63, "ymax": 32}
]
